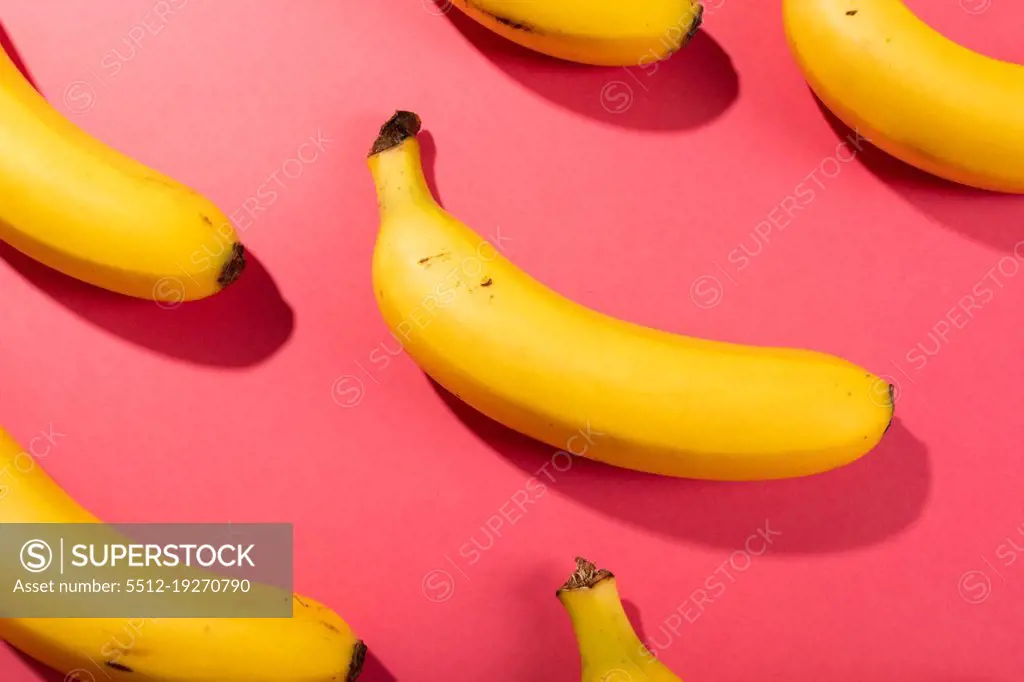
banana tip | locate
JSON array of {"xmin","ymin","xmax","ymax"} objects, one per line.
[
  {"xmin": 687, "ymin": 3, "xmax": 704, "ymax": 41},
  {"xmin": 663, "ymin": 4, "xmax": 703, "ymax": 59},
  {"xmin": 557, "ymin": 556, "xmax": 614, "ymax": 595},
  {"xmin": 347, "ymin": 640, "xmax": 367, "ymax": 682},
  {"xmin": 884, "ymin": 383, "xmax": 895, "ymax": 434},
  {"xmin": 217, "ymin": 243, "xmax": 246, "ymax": 289},
  {"xmin": 369, "ymin": 111, "xmax": 422, "ymax": 157}
]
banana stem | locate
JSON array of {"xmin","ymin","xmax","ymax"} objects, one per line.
[
  {"xmin": 557, "ymin": 558, "xmax": 645, "ymax": 653},
  {"xmin": 367, "ymin": 111, "xmax": 434, "ymax": 214},
  {"xmin": 559, "ymin": 556, "xmax": 615, "ymax": 593},
  {"xmin": 369, "ymin": 111, "xmax": 421, "ymax": 156}
]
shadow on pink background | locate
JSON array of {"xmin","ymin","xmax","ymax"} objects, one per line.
[
  {"xmin": 1, "ymin": 244, "xmax": 295, "ymax": 367},
  {"xmin": 438, "ymin": 3, "xmax": 740, "ymax": 132},
  {"xmin": 15, "ymin": 649, "xmax": 400, "ymax": 682},
  {"xmin": 814, "ymin": 99, "xmax": 1024, "ymax": 253},
  {"xmin": 432, "ymin": 382, "xmax": 930, "ymax": 554}
]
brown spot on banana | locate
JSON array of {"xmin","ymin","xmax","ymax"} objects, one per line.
[
  {"xmin": 106, "ymin": 661, "xmax": 134, "ymax": 673},
  {"xmin": 417, "ymin": 251, "xmax": 452, "ymax": 267}
]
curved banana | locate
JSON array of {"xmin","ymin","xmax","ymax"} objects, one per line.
[
  {"xmin": 558, "ymin": 557, "xmax": 680, "ymax": 682},
  {"xmin": 0, "ymin": 427, "xmax": 365, "ymax": 682},
  {"xmin": 0, "ymin": 48, "xmax": 245, "ymax": 300},
  {"xmin": 783, "ymin": 0, "xmax": 1024, "ymax": 193},
  {"xmin": 367, "ymin": 111, "xmax": 894, "ymax": 481},
  {"xmin": 449, "ymin": 0, "xmax": 704, "ymax": 66}
]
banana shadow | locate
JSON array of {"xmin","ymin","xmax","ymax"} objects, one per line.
[
  {"xmin": 0, "ymin": 244, "xmax": 295, "ymax": 368},
  {"xmin": 358, "ymin": 650, "xmax": 400, "ymax": 682},
  {"xmin": 9, "ymin": 645, "xmax": 400, "ymax": 681},
  {"xmin": 430, "ymin": 381, "xmax": 931, "ymax": 554},
  {"xmin": 621, "ymin": 599, "xmax": 649, "ymax": 645},
  {"xmin": 417, "ymin": 129, "xmax": 445, "ymax": 208},
  {"xmin": 813, "ymin": 95, "xmax": 1024, "ymax": 252},
  {"xmin": 0, "ymin": 21, "xmax": 38, "ymax": 90},
  {"xmin": 437, "ymin": 4, "xmax": 739, "ymax": 131},
  {"xmin": 8, "ymin": 650, "xmax": 62, "ymax": 682}
]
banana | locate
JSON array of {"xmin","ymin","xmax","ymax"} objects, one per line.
[
  {"xmin": 448, "ymin": 0, "xmax": 704, "ymax": 66},
  {"xmin": 0, "ymin": 427, "xmax": 365, "ymax": 682},
  {"xmin": 0, "ymin": 48, "xmax": 245, "ymax": 301},
  {"xmin": 783, "ymin": 0, "xmax": 1024, "ymax": 193},
  {"xmin": 368, "ymin": 111, "xmax": 894, "ymax": 481},
  {"xmin": 558, "ymin": 557, "xmax": 680, "ymax": 682}
]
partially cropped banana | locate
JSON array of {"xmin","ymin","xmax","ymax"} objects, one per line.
[
  {"xmin": 0, "ymin": 427, "xmax": 365, "ymax": 681},
  {"xmin": 367, "ymin": 111, "xmax": 894, "ymax": 481},
  {"xmin": 449, "ymin": 0, "xmax": 704, "ymax": 66},
  {"xmin": 558, "ymin": 557, "xmax": 681, "ymax": 682},
  {"xmin": 0, "ymin": 47, "xmax": 244, "ymax": 300},
  {"xmin": 783, "ymin": 0, "xmax": 1024, "ymax": 193}
]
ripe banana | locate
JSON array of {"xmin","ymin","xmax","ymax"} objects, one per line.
[
  {"xmin": 783, "ymin": 0, "xmax": 1024, "ymax": 193},
  {"xmin": 448, "ymin": 0, "xmax": 704, "ymax": 66},
  {"xmin": 368, "ymin": 111, "xmax": 894, "ymax": 481},
  {"xmin": 558, "ymin": 557, "xmax": 680, "ymax": 682},
  {"xmin": 0, "ymin": 47, "xmax": 245, "ymax": 301},
  {"xmin": 0, "ymin": 427, "xmax": 365, "ymax": 682}
]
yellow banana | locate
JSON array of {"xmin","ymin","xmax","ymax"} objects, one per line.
[
  {"xmin": 0, "ymin": 48, "xmax": 245, "ymax": 301},
  {"xmin": 783, "ymin": 0, "xmax": 1024, "ymax": 193},
  {"xmin": 368, "ymin": 111, "xmax": 894, "ymax": 481},
  {"xmin": 448, "ymin": 0, "xmax": 704, "ymax": 66},
  {"xmin": 0, "ymin": 427, "xmax": 365, "ymax": 682},
  {"xmin": 558, "ymin": 557, "xmax": 681, "ymax": 682}
]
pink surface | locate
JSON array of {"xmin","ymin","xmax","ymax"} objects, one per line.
[{"xmin": 1, "ymin": 1, "xmax": 1023, "ymax": 680}]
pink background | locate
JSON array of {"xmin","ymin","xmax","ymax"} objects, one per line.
[{"xmin": 2, "ymin": 1, "xmax": 1023, "ymax": 680}]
